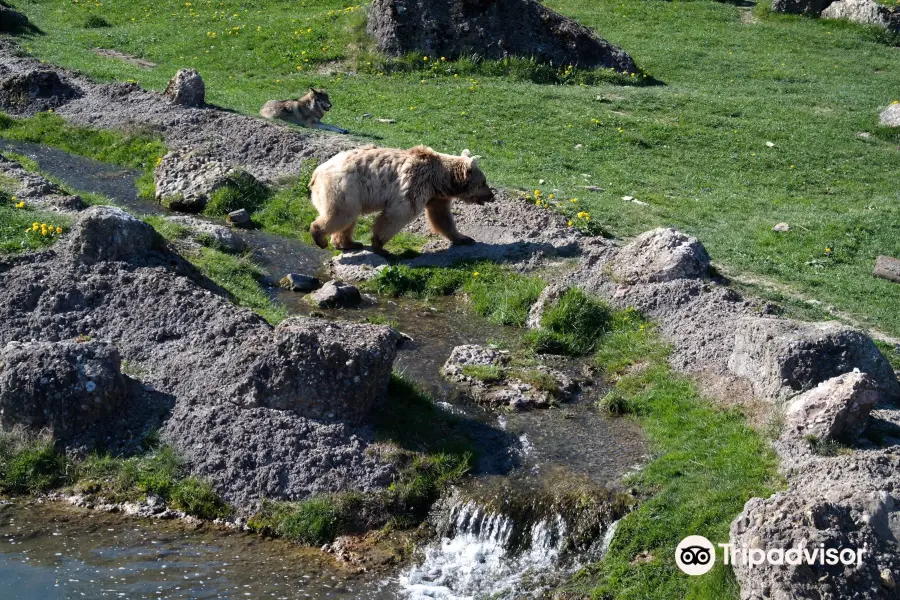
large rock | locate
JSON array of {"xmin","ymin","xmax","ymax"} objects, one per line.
[
  {"xmin": 0, "ymin": 340, "xmax": 127, "ymax": 443},
  {"xmin": 727, "ymin": 317, "xmax": 900, "ymax": 403},
  {"xmin": 307, "ymin": 280, "xmax": 362, "ymax": 308},
  {"xmin": 783, "ymin": 370, "xmax": 880, "ymax": 444},
  {"xmin": 154, "ymin": 148, "xmax": 261, "ymax": 213},
  {"xmin": 164, "ymin": 215, "xmax": 246, "ymax": 253},
  {"xmin": 367, "ymin": 0, "xmax": 638, "ymax": 73},
  {"xmin": 610, "ymin": 227, "xmax": 710, "ymax": 285},
  {"xmin": 880, "ymin": 104, "xmax": 900, "ymax": 128},
  {"xmin": 0, "ymin": 70, "xmax": 81, "ymax": 115},
  {"xmin": 821, "ymin": 0, "xmax": 900, "ymax": 31},
  {"xmin": 163, "ymin": 69, "xmax": 205, "ymax": 107},
  {"xmin": 67, "ymin": 206, "xmax": 159, "ymax": 264},
  {"xmin": 227, "ymin": 317, "xmax": 399, "ymax": 422},
  {"xmin": 771, "ymin": 0, "xmax": 834, "ymax": 14}
]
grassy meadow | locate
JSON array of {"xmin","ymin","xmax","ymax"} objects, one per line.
[{"xmin": 5, "ymin": 0, "xmax": 900, "ymax": 337}]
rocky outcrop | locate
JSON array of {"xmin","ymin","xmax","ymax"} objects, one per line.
[
  {"xmin": 821, "ymin": 0, "xmax": 900, "ymax": 31},
  {"xmin": 727, "ymin": 317, "xmax": 899, "ymax": 403},
  {"xmin": 163, "ymin": 69, "xmax": 205, "ymax": 107},
  {"xmin": 609, "ymin": 227, "xmax": 710, "ymax": 285},
  {"xmin": 0, "ymin": 154, "xmax": 86, "ymax": 212},
  {"xmin": 0, "ymin": 206, "xmax": 398, "ymax": 508},
  {"xmin": 0, "ymin": 69, "xmax": 81, "ymax": 116},
  {"xmin": 0, "ymin": 340, "xmax": 127, "ymax": 443},
  {"xmin": 880, "ymin": 104, "xmax": 900, "ymax": 128},
  {"xmin": 165, "ymin": 215, "xmax": 246, "ymax": 253},
  {"xmin": 367, "ymin": 0, "xmax": 638, "ymax": 73},
  {"xmin": 154, "ymin": 148, "xmax": 261, "ymax": 213},
  {"xmin": 330, "ymin": 250, "xmax": 389, "ymax": 282},
  {"xmin": 67, "ymin": 205, "xmax": 160, "ymax": 264},
  {"xmin": 783, "ymin": 370, "xmax": 880, "ymax": 444}
]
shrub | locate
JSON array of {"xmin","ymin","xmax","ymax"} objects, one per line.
[
  {"xmin": 526, "ymin": 288, "xmax": 611, "ymax": 355},
  {"xmin": 203, "ymin": 171, "xmax": 270, "ymax": 217}
]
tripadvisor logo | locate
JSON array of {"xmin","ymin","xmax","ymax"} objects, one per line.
[
  {"xmin": 676, "ymin": 535, "xmax": 716, "ymax": 576},
  {"xmin": 676, "ymin": 535, "xmax": 869, "ymax": 576}
]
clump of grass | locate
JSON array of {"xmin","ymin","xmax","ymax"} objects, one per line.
[
  {"xmin": 82, "ymin": 14, "xmax": 110, "ymax": 28},
  {"xmin": 803, "ymin": 434, "xmax": 849, "ymax": 457},
  {"xmin": 249, "ymin": 497, "xmax": 341, "ymax": 545},
  {"xmin": 364, "ymin": 314, "xmax": 399, "ymax": 328},
  {"xmin": 525, "ymin": 288, "xmax": 611, "ymax": 355},
  {"xmin": 77, "ymin": 446, "xmax": 229, "ymax": 519},
  {"xmin": 203, "ymin": 171, "xmax": 270, "ymax": 218},
  {"xmin": 583, "ymin": 308, "xmax": 782, "ymax": 599},
  {"xmin": 0, "ymin": 430, "xmax": 71, "ymax": 494},
  {"xmin": 0, "ymin": 199, "xmax": 71, "ymax": 255},
  {"xmin": 367, "ymin": 262, "xmax": 544, "ymax": 327},
  {"xmin": 140, "ymin": 215, "xmax": 191, "ymax": 242},
  {"xmin": 461, "ymin": 364, "xmax": 505, "ymax": 384},
  {"xmin": 189, "ymin": 247, "xmax": 287, "ymax": 325},
  {"xmin": 874, "ymin": 340, "xmax": 900, "ymax": 371},
  {"xmin": 512, "ymin": 368, "xmax": 561, "ymax": 397}
]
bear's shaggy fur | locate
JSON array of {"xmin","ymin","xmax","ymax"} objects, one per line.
[{"xmin": 308, "ymin": 145, "xmax": 494, "ymax": 253}]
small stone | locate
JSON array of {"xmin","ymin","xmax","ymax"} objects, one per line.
[
  {"xmin": 582, "ymin": 185, "xmax": 604, "ymax": 192},
  {"xmin": 375, "ymin": 118, "xmax": 396, "ymax": 124},
  {"xmin": 226, "ymin": 209, "xmax": 250, "ymax": 227},
  {"xmin": 307, "ymin": 281, "xmax": 361, "ymax": 308},
  {"xmin": 539, "ymin": 179, "xmax": 546, "ymax": 185},
  {"xmin": 279, "ymin": 273, "xmax": 321, "ymax": 293},
  {"xmin": 765, "ymin": 141, "xmax": 776, "ymax": 148},
  {"xmin": 574, "ymin": 144, "xmax": 583, "ymax": 149},
  {"xmin": 361, "ymin": 113, "xmax": 373, "ymax": 118},
  {"xmin": 856, "ymin": 131, "xmax": 872, "ymax": 139},
  {"xmin": 773, "ymin": 222, "xmax": 790, "ymax": 232},
  {"xmin": 622, "ymin": 195, "xmax": 634, "ymax": 201}
]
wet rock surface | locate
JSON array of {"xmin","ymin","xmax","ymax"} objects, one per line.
[
  {"xmin": 330, "ymin": 250, "xmax": 389, "ymax": 282},
  {"xmin": 279, "ymin": 272, "xmax": 321, "ymax": 292},
  {"xmin": 0, "ymin": 39, "xmax": 353, "ymax": 182},
  {"xmin": 0, "ymin": 340, "xmax": 127, "ymax": 443},
  {"xmin": 0, "ymin": 207, "xmax": 396, "ymax": 509},
  {"xmin": 368, "ymin": 0, "xmax": 638, "ymax": 72},
  {"xmin": 163, "ymin": 68, "xmax": 205, "ymax": 107},
  {"xmin": 307, "ymin": 280, "xmax": 362, "ymax": 308}
]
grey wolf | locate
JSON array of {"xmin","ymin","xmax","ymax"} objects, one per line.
[{"xmin": 260, "ymin": 88, "xmax": 348, "ymax": 134}]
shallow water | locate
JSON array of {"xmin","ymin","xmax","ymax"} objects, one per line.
[{"xmin": 0, "ymin": 142, "xmax": 647, "ymax": 600}]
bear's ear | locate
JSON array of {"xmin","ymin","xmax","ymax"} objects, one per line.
[{"xmin": 461, "ymin": 149, "xmax": 472, "ymax": 158}]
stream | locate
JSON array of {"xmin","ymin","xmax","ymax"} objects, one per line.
[{"xmin": 0, "ymin": 140, "xmax": 647, "ymax": 599}]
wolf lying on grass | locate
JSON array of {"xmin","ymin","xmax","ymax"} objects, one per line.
[
  {"xmin": 260, "ymin": 88, "xmax": 348, "ymax": 134},
  {"xmin": 309, "ymin": 145, "xmax": 494, "ymax": 254}
]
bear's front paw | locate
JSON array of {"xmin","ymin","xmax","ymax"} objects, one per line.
[{"xmin": 452, "ymin": 235, "xmax": 476, "ymax": 246}]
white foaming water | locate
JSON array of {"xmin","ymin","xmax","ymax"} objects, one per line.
[{"xmin": 397, "ymin": 500, "xmax": 568, "ymax": 599}]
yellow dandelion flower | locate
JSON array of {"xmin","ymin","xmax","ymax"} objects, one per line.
[
  {"xmin": 473, "ymin": 271, "xmax": 479, "ymax": 277},
  {"xmin": 825, "ymin": 247, "xmax": 832, "ymax": 253},
  {"xmin": 15, "ymin": 201, "xmax": 24, "ymax": 209},
  {"xmin": 440, "ymin": 56, "xmax": 446, "ymax": 61},
  {"xmin": 534, "ymin": 190, "xmax": 541, "ymax": 197},
  {"xmin": 569, "ymin": 198, "xmax": 578, "ymax": 203},
  {"xmin": 548, "ymin": 193, "xmax": 554, "ymax": 200},
  {"xmin": 56, "ymin": 227, "xmax": 63, "ymax": 234},
  {"xmin": 568, "ymin": 220, "xmax": 573, "ymax": 227},
  {"xmin": 32, "ymin": 222, "xmax": 40, "ymax": 229},
  {"xmin": 423, "ymin": 56, "xmax": 429, "ymax": 61}
]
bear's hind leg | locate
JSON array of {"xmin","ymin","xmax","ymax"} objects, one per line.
[
  {"xmin": 371, "ymin": 206, "xmax": 416, "ymax": 255},
  {"xmin": 310, "ymin": 210, "xmax": 357, "ymax": 250},
  {"xmin": 331, "ymin": 220, "xmax": 364, "ymax": 251}
]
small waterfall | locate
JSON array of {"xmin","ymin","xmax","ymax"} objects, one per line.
[{"xmin": 397, "ymin": 495, "xmax": 583, "ymax": 599}]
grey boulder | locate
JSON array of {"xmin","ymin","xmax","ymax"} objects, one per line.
[
  {"xmin": 279, "ymin": 273, "xmax": 321, "ymax": 293},
  {"xmin": 163, "ymin": 69, "xmax": 205, "ymax": 107},
  {"xmin": 727, "ymin": 317, "xmax": 900, "ymax": 402},
  {"xmin": 610, "ymin": 227, "xmax": 710, "ymax": 285},
  {"xmin": 771, "ymin": 0, "xmax": 834, "ymax": 13},
  {"xmin": 154, "ymin": 148, "xmax": 260, "ymax": 213},
  {"xmin": 330, "ymin": 250, "xmax": 389, "ymax": 282},
  {"xmin": 67, "ymin": 206, "xmax": 159, "ymax": 264},
  {"xmin": 0, "ymin": 340, "xmax": 127, "ymax": 443},
  {"xmin": 821, "ymin": 0, "xmax": 900, "ymax": 31},
  {"xmin": 783, "ymin": 370, "xmax": 880, "ymax": 444},
  {"xmin": 880, "ymin": 104, "xmax": 900, "ymax": 128},
  {"xmin": 307, "ymin": 280, "xmax": 362, "ymax": 308}
]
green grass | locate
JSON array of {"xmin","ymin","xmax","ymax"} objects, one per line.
[
  {"xmin": 9, "ymin": 0, "xmax": 900, "ymax": 335},
  {"xmin": 248, "ymin": 374, "xmax": 474, "ymax": 544},
  {"xmin": 0, "ymin": 192, "xmax": 71, "ymax": 254},
  {"xmin": 572, "ymin": 312, "xmax": 782, "ymax": 600},
  {"xmin": 0, "ymin": 112, "xmax": 165, "ymax": 199},
  {"xmin": 366, "ymin": 262, "xmax": 545, "ymax": 326},
  {"xmin": 0, "ymin": 430, "xmax": 228, "ymax": 519},
  {"xmin": 525, "ymin": 287, "xmax": 612, "ymax": 355},
  {"xmin": 461, "ymin": 364, "xmax": 505, "ymax": 384},
  {"xmin": 189, "ymin": 247, "xmax": 288, "ymax": 325}
]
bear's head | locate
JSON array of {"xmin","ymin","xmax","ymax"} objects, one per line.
[{"xmin": 456, "ymin": 149, "xmax": 494, "ymax": 205}]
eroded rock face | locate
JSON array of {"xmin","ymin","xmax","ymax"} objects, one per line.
[
  {"xmin": 727, "ymin": 317, "xmax": 900, "ymax": 403},
  {"xmin": 0, "ymin": 340, "xmax": 127, "ymax": 443},
  {"xmin": 731, "ymin": 453, "xmax": 900, "ymax": 600},
  {"xmin": 226, "ymin": 317, "xmax": 399, "ymax": 421},
  {"xmin": 163, "ymin": 69, "xmax": 205, "ymax": 107},
  {"xmin": 610, "ymin": 227, "xmax": 710, "ymax": 285},
  {"xmin": 367, "ymin": 0, "xmax": 638, "ymax": 73},
  {"xmin": 880, "ymin": 104, "xmax": 900, "ymax": 128},
  {"xmin": 0, "ymin": 69, "xmax": 81, "ymax": 116},
  {"xmin": 68, "ymin": 206, "xmax": 160, "ymax": 264},
  {"xmin": 783, "ymin": 370, "xmax": 880, "ymax": 444},
  {"xmin": 821, "ymin": 0, "xmax": 900, "ymax": 31}
]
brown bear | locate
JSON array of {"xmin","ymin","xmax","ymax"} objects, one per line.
[{"xmin": 308, "ymin": 145, "xmax": 494, "ymax": 253}]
